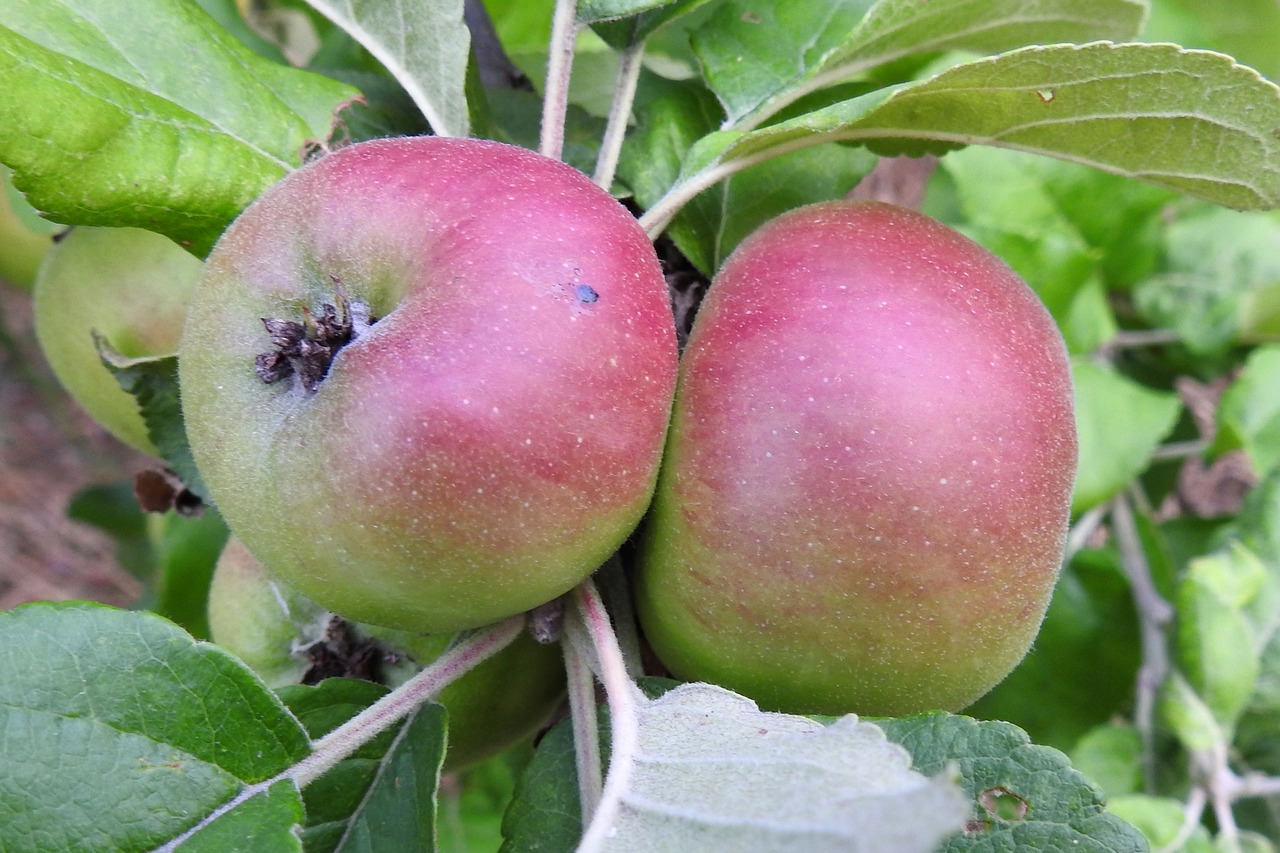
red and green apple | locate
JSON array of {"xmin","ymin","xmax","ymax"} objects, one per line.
[
  {"xmin": 180, "ymin": 136, "xmax": 677, "ymax": 634},
  {"xmin": 636, "ymin": 200, "xmax": 1078, "ymax": 717}
]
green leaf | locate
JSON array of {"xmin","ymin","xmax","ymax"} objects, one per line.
[
  {"xmin": 334, "ymin": 705, "xmax": 446, "ymax": 851},
  {"xmin": 591, "ymin": 0, "xmax": 715, "ymax": 49},
  {"xmin": 934, "ymin": 146, "xmax": 1121, "ymax": 354},
  {"xmin": 151, "ymin": 508, "xmax": 232, "ymax": 641},
  {"xmin": 0, "ymin": 602, "xmax": 311, "ymax": 851},
  {"xmin": 500, "ymin": 706, "xmax": 587, "ymax": 853},
  {"xmin": 1144, "ymin": 0, "xmax": 1280, "ymax": 81},
  {"xmin": 712, "ymin": 42, "xmax": 1280, "ymax": 212},
  {"xmin": 824, "ymin": 0, "xmax": 1147, "ymax": 74},
  {"xmin": 1071, "ymin": 359, "xmax": 1181, "ymax": 513},
  {"xmin": 607, "ymin": 684, "xmax": 968, "ymax": 851},
  {"xmin": 176, "ymin": 779, "xmax": 305, "ymax": 853},
  {"xmin": 300, "ymin": 0, "xmax": 470, "ymax": 137},
  {"xmin": 1213, "ymin": 345, "xmax": 1280, "ymax": 478},
  {"xmin": 503, "ymin": 682, "xmax": 967, "ymax": 853},
  {"xmin": 97, "ymin": 346, "xmax": 208, "ymax": 503},
  {"xmin": 877, "ymin": 713, "xmax": 1148, "ymax": 851},
  {"xmin": 1106, "ymin": 794, "xmax": 1216, "ymax": 853},
  {"xmin": 1173, "ymin": 545, "xmax": 1266, "ymax": 729},
  {"xmin": 579, "ymin": 0, "xmax": 678, "ymax": 24},
  {"xmin": 276, "ymin": 680, "xmax": 447, "ymax": 852},
  {"xmin": 674, "ymin": 142, "xmax": 879, "ymax": 275},
  {"xmin": 619, "ymin": 74, "xmax": 724, "ymax": 211},
  {"xmin": 692, "ymin": 0, "xmax": 1146, "ymax": 128},
  {"xmin": 1159, "ymin": 670, "xmax": 1226, "ymax": 752},
  {"xmin": 0, "ymin": 0, "xmax": 357, "ymax": 256},
  {"xmin": 439, "ymin": 752, "xmax": 527, "ymax": 853},
  {"xmin": 1070, "ymin": 723, "xmax": 1144, "ymax": 800},
  {"xmin": 691, "ymin": 1, "xmax": 879, "ymax": 126},
  {"xmin": 1134, "ymin": 209, "xmax": 1280, "ymax": 354}
]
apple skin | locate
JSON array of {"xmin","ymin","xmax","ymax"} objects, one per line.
[
  {"xmin": 180, "ymin": 136, "xmax": 677, "ymax": 634},
  {"xmin": 208, "ymin": 538, "xmax": 566, "ymax": 772},
  {"xmin": 635, "ymin": 200, "xmax": 1078, "ymax": 717},
  {"xmin": 0, "ymin": 165, "xmax": 58, "ymax": 292},
  {"xmin": 33, "ymin": 226, "xmax": 204, "ymax": 454}
]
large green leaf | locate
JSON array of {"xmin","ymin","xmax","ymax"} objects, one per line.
[
  {"xmin": 0, "ymin": 603, "xmax": 311, "ymax": 851},
  {"xmin": 300, "ymin": 0, "xmax": 470, "ymax": 137},
  {"xmin": 0, "ymin": 0, "xmax": 357, "ymax": 255},
  {"xmin": 657, "ymin": 41, "xmax": 1280, "ymax": 229},
  {"xmin": 692, "ymin": 0, "xmax": 1146, "ymax": 128},
  {"xmin": 876, "ymin": 714, "xmax": 1148, "ymax": 851}
]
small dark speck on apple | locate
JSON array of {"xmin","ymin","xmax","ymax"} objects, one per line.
[{"xmin": 576, "ymin": 284, "xmax": 599, "ymax": 304}]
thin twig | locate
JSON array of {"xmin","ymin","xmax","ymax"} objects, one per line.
[
  {"xmin": 593, "ymin": 43, "xmax": 645, "ymax": 190},
  {"xmin": 1112, "ymin": 492, "xmax": 1175, "ymax": 794},
  {"xmin": 1157, "ymin": 784, "xmax": 1206, "ymax": 853},
  {"xmin": 540, "ymin": 0, "xmax": 580, "ymax": 160},
  {"xmin": 574, "ymin": 579, "xmax": 643, "ymax": 853}
]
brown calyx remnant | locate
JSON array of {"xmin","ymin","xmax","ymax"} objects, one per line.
[
  {"xmin": 301, "ymin": 616, "xmax": 383, "ymax": 684},
  {"xmin": 255, "ymin": 290, "xmax": 372, "ymax": 392}
]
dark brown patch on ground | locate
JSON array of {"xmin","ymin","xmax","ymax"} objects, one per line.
[{"xmin": 0, "ymin": 283, "xmax": 146, "ymax": 610}]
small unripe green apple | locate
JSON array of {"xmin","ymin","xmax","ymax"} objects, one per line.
[
  {"xmin": 636, "ymin": 200, "xmax": 1078, "ymax": 717},
  {"xmin": 0, "ymin": 165, "xmax": 58, "ymax": 292},
  {"xmin": 180, "ymin": 136, "xmax": 676, "ymax": 634},
  {"xmin": 33, "ymin": 226, "xmax": 203, "ymax": 454},
  {"xmin": 208, "ymin": 538, "xmax": 566, "ymax": 771}
]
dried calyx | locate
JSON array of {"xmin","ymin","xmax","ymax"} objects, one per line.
[{"xmin": 255, "ymin": 291, "xmax": 373, "ymax": 392}]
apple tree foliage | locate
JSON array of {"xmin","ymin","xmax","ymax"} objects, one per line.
[{"xmin": 2, "ymin": 0, "xmax": 1280, "ymax": 850}]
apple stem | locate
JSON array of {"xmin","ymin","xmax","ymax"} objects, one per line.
[
  {"xmin": 593, "ymin": 43, "xmax": 645, "ymax": 191},
  {"xmin": 291, "ymin": 614, "xmax": 527, "ymax": 787},
  {"xmin": 564, "ymin": 629, "xmax": 603, "ymax": 824},
  {"xmin": 570, "ymin": 578, "xmax": 643, "ymax": 853},
  {"xmin": 541, "ymin": 0, "xmax": 581, "ymax": 161},
  {"xmin": 154, "ymin": 615, "xmax": 527, "ymax": 852}
]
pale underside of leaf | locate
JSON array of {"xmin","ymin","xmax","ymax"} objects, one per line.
[
  {"xmin": 825, "ymin": 0, "xmax": 1148, "ymax": 73},
  {"xmin": 301, "ymin": 0, "xmax": 470, "ymax": 138},
  {"xmin": 602, "ymin": 683, "xmax": 968, "ymax": 852},
  {"xmin": 725, "ymin": 42, "xmax": 1280, "ymax": 211},
  {"xmin": 699, "ymin": 0, "xmax": 1148, "ymax": 129}
]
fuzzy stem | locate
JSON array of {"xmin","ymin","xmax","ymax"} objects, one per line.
[
  {"xmin": 153, "ymin": 616, "xmax": 526, "ymax": 852},
  {"xmin": 593, "ymin": 43, "xmax": 645, "ymax": 190},
  {"xmin": 564, "ymin": 628, "xmax": 603, "ymax": 824},
  {"xmin": 541, "ymin": 0, "xmax": 580, "ymax": 160},
  {"xmin": 573, "ymin": 579, "xmax": 643, "ymax": 853}
]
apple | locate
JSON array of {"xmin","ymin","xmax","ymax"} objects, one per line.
[
  {"xmin": 179, "ymin": 136, "xmax": 677, "ymax": 634},
  {"xmin": 208, "ymin": 538, "xmax": 566, "ymax": 771},
  {"xmin": 0, "ymin": 164, "xmax": 59, "ymax": 292},
  {"xmin": 635, "ymin": 200, "xmax": 1078, "ymax": 717},
  {"xmin": 33, "ymin": 226, "xmax": 204, "ymax": 454}
]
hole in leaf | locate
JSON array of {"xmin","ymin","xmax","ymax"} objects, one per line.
[{"xmin": 978, "ymin": 786, "xmax": 1029, "ymax": 822}]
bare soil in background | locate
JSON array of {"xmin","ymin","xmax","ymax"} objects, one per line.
[{"xmin": 0, "ymin": 283, "xmax": 145, "ymax": 609}]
